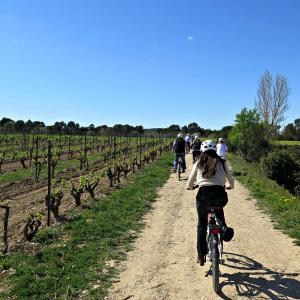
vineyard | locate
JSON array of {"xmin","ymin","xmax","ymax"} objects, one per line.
[{"xmin": 0, "ymin": 133, "xmax": 173, "ymax": 254}]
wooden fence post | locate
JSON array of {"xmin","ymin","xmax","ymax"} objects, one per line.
[
  {"xmin": 47, "ymin": 140, "xmax": 51, "ymax": 226},
  {"xmin": 0, "ymin": 204, "xmax": 10, "ymax": 254}
]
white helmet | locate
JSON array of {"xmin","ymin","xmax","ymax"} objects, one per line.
[
  {"xmin": 194, "ymin": 135, "xmax": 199, "ymax": 140},
  {"xmin": 201, "ymin": 140, "xmax": 217, "ymax": 152},
  {"xmin": 177, "ymin": 133, "xmax": 183, "ymax": 138},
  {"xmin": 219, "ymin": 137, "xmax": 224, "ymax": 142}
]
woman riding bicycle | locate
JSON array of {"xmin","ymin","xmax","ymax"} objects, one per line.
[
  {"xmin": 186, "ymin": 140, "xmax": 234, "ymax": 266},
  {"xmin": 191, "ymin": 135, "xmax": 201, "ymax": 163}
]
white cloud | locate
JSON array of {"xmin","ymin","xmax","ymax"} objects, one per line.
[{"xmin": 187, "ymin": 36, "xmax": 194, "ymax": 41}]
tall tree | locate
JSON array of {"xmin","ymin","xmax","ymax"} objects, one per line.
[{"xmin": 255, "ymin": 70, "xmax": 290, "ymax": 137}]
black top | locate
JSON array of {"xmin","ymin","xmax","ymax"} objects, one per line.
[
  {"xmin": 191, "ymin": 141, "xmax": 201, "ymax": 151},
  {"xmin": 173, "ymin": 137, "xmax": 185, "ymax": 153}
]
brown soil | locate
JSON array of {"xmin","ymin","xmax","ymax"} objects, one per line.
[
  {"xmin": 0, "ymin": 176, "xmax": 112, "ymax": 251},
  {"xmin": 1, "ymin": 150, "xmax": 81, "ymax": 174},
  {"xmin": 0, "ymin": 162, "xmax": 139, "ymax": 251},
  {"xmin": 0, "ymin": 152, "xmax": 104, "ymax": 199},
  {"xmin": 106, "ymin": 154, "xmax": 300, "ymax": 299}
]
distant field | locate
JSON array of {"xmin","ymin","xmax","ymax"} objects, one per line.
[{"xmin": 275, "ymin": 140, "xmax": 300, "ymax": 145}]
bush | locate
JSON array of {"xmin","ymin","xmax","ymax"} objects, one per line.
[
  {"xmin": 276, "ymin": 144, "xmax": 300, "ymax": 160},
  {"xmin": 260, "ymin": 149, "xmax": 300, "ymax": 192},
  {"xmin": 294, "ymin": 184, "xmax": 300, "ymax": 197}
]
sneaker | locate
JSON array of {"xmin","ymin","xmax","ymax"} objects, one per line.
[{"xmin": 197, "ymin": 255, "xmax": 206, "ymax": 266}]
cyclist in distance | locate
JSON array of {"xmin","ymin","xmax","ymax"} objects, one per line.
[
  {"xmin": 186, "ymin": 140, "xmax": 234, "ymax": 266},
  {"xmin": 216, "ymin": 137, "xmax": 228, "ymax": 160},
  {"xmin": 173, "ymin": 133, "xmax": 186, "ymax": 173},
  {"xmin": 185, "ymin": 133, "xmax": 192, "ymax": 152},
  {"xmin": 191, "ymin": 135, "xmax": 201, "ymax": 163}
]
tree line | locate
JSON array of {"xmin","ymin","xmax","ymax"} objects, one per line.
[
  {"xmin": 0, "ymin": 119, "xmax": 145, "ymax": 136},
  {"xmin": 0, "ymin": 118, "xmax": 224, "ymax": 137}
]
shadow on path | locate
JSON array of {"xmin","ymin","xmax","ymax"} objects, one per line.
[{"xmin": 215, "ymin": 252, "xmax": 300, "ymax": 299}]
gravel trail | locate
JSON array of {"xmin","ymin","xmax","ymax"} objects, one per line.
[{"xmin": 106, "ymin": 154, "xmax": 300, "ymax": 300}]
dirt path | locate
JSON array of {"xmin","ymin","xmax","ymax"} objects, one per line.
[{"xmin": 106, "ymin": 154, "xmax": 300, "ymax": 300}]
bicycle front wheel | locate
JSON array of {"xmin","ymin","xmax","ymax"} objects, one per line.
[
  {"xmin": 177, "ymin": 163, "xmax": 181, "ymax": 181},
  {"xmin": 212, "ymin": 241, "xmax": 220, "ymax": 293}
]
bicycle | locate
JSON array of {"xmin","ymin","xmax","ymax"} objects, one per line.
[{"xmin": 205, "ymin": 207, "xmax": 224, "ymax": 293}]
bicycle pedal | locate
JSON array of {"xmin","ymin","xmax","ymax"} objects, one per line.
[{"xmin": 205, "ymin": 265, "xmax": 212, "ymax": 277}]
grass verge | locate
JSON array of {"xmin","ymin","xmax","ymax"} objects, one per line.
[
  {"xmin": 228, "ymin": 153, "xmax": 300, "ymax": 246},
  {"xmin": 275, "ymin": 140, "xmax": 300, "ymax": 146},
  {"xmin": 0, "ymin": 153, "xmax": 173, "ymax": 300}
]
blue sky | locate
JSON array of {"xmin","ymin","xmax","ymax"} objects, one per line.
[{"xmin": 0, "ymin": 0, "xmax": 299, "ymax": 129}]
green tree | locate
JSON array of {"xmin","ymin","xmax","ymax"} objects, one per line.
[
  {"xmin": 15, "ymin": 120, "xmax": 26, "ymax": 132},
  {"xmin": 203, "ymin": 128, "xmax": 213, "ymax": 137},
  {"xmin": 229, "ymin": 108, "xmax": 269, "ymax": 161},
  {"xmin": 282, "ymin": 123, "xmax": 297, "ymax": 140},
  {"xmin": 187, "ymin": 122, "xmax": 200, "ymax": 132},
  {"xmin": 54, "ymin": 121, "xmax": 66, "ymax": 134},
  {"xmin": 219, "ymin": 126, "xmax": 233, "ymax": 140},
  {"xmin": 181, "ymin": 125, "xmax": 188, "ymax": 133},
  {"xmin": 135, "ymin": 125, "xmax": 144, "ymax": 133},
  {"xmin": 66, "ymin": 121, "xmax": 76, "ymax": 134},
  {"xmin": 25, "ymin": 119, "xmax": 33, "ymax": 132},
  {"xmin": 294, "ymin": 118, "xmax": 300, "ymax": 131},
  {"xmin": 0, "ymin": 117, "xmax": 14, "ymax": 127},
  {"xmin": 294, "ymin": 118, "xmax": 300, "ymax": 140},
  {"xmin": 168, "ymin": 124, "xmax": 180, "ymax": 132}
]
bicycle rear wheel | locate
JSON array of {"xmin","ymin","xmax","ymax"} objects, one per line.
[{"xmin": 211, "ymin": 240, "xmax": 220, "ymax": 293}]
